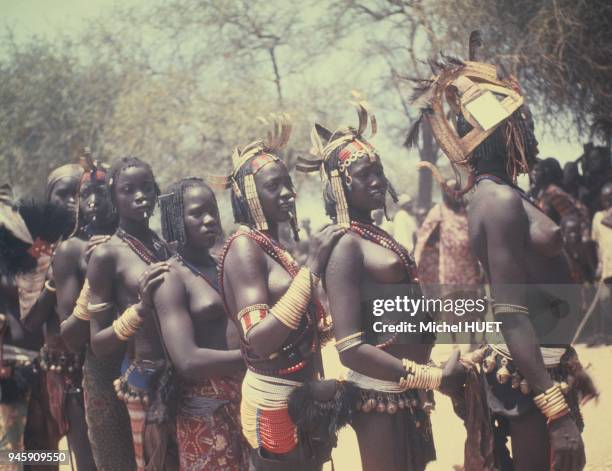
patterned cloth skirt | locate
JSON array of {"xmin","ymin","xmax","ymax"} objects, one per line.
[{"xmin": 176, "ymin": 375, "xmax": 250, "ymax": 471}]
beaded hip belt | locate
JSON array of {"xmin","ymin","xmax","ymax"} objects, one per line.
[
  {"xmin": 473, "ymin": 344, "xmax": 569, "ymax": 395},
  {"xmin": 346, "ymin": 369, "xmax": 434, "ymax": 415},
  {"xmin": 241, "ymin": 370, "xmax": 303, "ymax": 454},
  {"xmin": 114, "ymin": 357, "xmax": 167, "ymax": 407},
  {"xmin": 39, "ymin": 346, "xmax": 84, "ymax": 376}
]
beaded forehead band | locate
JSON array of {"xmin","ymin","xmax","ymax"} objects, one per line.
[
  {"xmin": 296, "ymin": 94, "xmax": 381, "ymax": 227},
  {"xmin": 207, "ymin": 114, "xmax": 292, "ymax": 231}
]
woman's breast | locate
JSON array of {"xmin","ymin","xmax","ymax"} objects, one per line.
[
  {"xmin": 523, "ymin": 200, "xmax": 564, "ymax": 258},
  {"xmin": 362, "ymin": 239, "xmax": 409, "ymax": 284}
]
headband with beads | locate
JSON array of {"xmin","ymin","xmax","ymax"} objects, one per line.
[
  {"xmin": 207, "ymin": 114, "xmax": 292, "ymax": 231},
  {"xmin": 296, "ymin": 93, "xmax": 384, "ymax": 227}
]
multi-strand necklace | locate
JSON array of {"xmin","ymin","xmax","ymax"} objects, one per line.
[
  {"xmin": 116, "ymin": 228, "xmax": 168, "ymax": 264},
  {"xmin": 218, "ymin": 226, "xmax": 316, "ymax": 376},
  {"xmin": 350, "ymin": 220, "xmax": 417, "ymax": 281}
]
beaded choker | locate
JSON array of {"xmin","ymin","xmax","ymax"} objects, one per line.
[
  {"xmin": 116, "ymin": 228, "xmax": 169, "ymax": 265},
  {"xmin": 174, "ymin": 253, "xmax": 219, "ymax": 293}
]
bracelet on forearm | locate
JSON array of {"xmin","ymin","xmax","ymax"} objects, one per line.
[
  {"xmin": 270, "ymin": 267, "xmax": 312, "ymax": 329},
  {"xmin": 72, "ymin": 280, "xmax": 92, "ymax": 321},
  {"xmin": 44, "ymin": 280, "xmax": 56, "ymax": 293},
  {"xmin": 493, "ymin": 303, "xmax": 529, "ymax": 315},
  {"xmin": 112, "ymin": 305, "xmax": 143, "ymax": 341},
  {"xmin": 399, "ymin": 359, "xmax": 443, "ymax": 391},
  {"xmin": 335, "ymin": 332, "xmax": 365, "ymax": 353},
  {"xmin": 533, "ymin": 383, "xmax": 570, "ymax": 424}
]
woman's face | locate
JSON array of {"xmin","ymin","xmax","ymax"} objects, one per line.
[
  {"xmin": 182, "ymin": 184, "xmax": 221, "ymax": 250},
  {"xmin": 344, "ymin": 157, "xmax": 387, "ymax": 212},
  {"xmin": 48, "ymin": 177, "xmax": 79, "ymax": 214},
  {"xmin": 80, "ymin": 179, "xmax": 113, "ymax": 226},
  {"xmin": 113, "ymin": 166, "xmax": 157, "ymax": 222},
  {"xmin": 253, "ymin": 161, "xmax": 296, "ymax": 224}
]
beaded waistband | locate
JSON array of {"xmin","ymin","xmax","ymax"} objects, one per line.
[{"xmin": 345, "ymin": 369, "xmax": 404, "ymax": 393}]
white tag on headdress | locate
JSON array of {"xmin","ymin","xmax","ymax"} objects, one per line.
[{"xmin": 464, "ymin": 91, "xmax": 512, "ymax": 131}]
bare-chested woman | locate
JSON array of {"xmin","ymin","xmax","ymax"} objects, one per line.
[
  {"xmin": 217, "ymin": 116, "xmax": 344, "ymax": 470},
  {"xmin": 52, "ymin": 161, "xmax": 118, "ymax": 470},
  {"xmin": 408, "ymin": 55, "xmax": 594, "ymax": 471},
  {"xmin": 21, "ymin": 163, "xmax": 83, "ymax": 469},
  {"xmin": 145, "ymin": 177, "xmax": 250, "ymax": 470},
  {"xmin": 87, "ymin": 157, "xmax": 176, "ymax": 471},
  {"xmin": 298, "ymin": 100, "xmax": 463, "ymax": 471}
]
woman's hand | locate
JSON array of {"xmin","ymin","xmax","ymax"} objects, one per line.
[
  {"xmin": 549, "ymin": 414, "xmax": 586, "ymax": 471},
  {"xmin": 438, "ymin": 349, "xmax": 467, "ymax": 396},
  {"xmin": 306, "ymin": 224, "xmax": 346, "ymax": 277},
  {"xmin": 135, "ymin": 262, "xmax": 170, "ymax": 316}
]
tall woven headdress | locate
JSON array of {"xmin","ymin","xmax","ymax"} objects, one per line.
[
  {"xmin": 207, "ymin": 114, "xmax": 293, "ymax": 232},
  {"xmin": 297, "ymin": 93, "xmax": 395, "ymax": 227},
  {"xmin": 405, "ymin": 31, "xmax": 534, "ymax": 194}
]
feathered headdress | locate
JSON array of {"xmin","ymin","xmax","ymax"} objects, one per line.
[
  {"xmin": 207, "ymin": 114, "xmax": 293, "ymax": 232},
  {"xmin": 404, "ymin": 31, "xmax": 530, "ymax": 194},
  {"xmin": 297, "ymin": 92, "xmax": 387, "ymax": 227}
]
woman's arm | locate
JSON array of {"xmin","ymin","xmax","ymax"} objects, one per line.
[
  {"xmin": 325, "ymin": 234, "xmax": 405, "ymax": 382},
  {"xmin": 21, "ymin": 278, "xmax": 56, "ymax": 333},
  {"xmin": 87, "ymin": 244, "xmax": 125, "ymax": 357},
  {"xmin": 225, "ymin": 236, "xmax": 296, "ymax": 358},
  {"xmin": 55, "ymin": 240, "xmax": 90, "ymax": 351},
  {"xmin": 152, "ymin": 270, "xmax": 243, "ymax": 378}
]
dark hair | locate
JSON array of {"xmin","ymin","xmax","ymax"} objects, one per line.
[
  {"xmin": 160, "ymin": 177, "xmax": 216, "ymax": 246},
  {"xmin": 230, "ymin": 163, "xmax": 255, "ymax": 227},
  {"xmin": 321, "ymin": 134, "xmax": 398, "ymax": 221},
  {"xmin": 107, "ymin": 157, "xmax": 160, "ymax": 207},
  {"xmin": 538, "ymin": 158, "xmax": 564, "ymax": 185},
  {"xmin": 456, "ymin": 106, "xmax": 539, "ymax": 180},
  {"xmin": 230, "ymin": 157, "xmax": 300, "ymax": 241}
]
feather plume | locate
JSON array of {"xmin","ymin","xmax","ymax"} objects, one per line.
[
  {"xmin": 469, "ymin": 30, "xmax": 482, "ymax": 61},
  {"xmin": 404, "ymin": 115, "xmax": 424, "ymax": 148}
]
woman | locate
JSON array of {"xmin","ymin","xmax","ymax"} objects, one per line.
[
  {"xmin": 145, "ymin": 177, "xmax": 250, "ymax": 470},
  {"xmin": 87, "ymin": 156, "xmax": 174, "ymax": 471},
  {"xmin": 408, "ymin": 55, "xmax": 594, "ymax": 470},
  {"xmin": 216, "ymin": 115, "xmax": 344, "ymax": 470},
  {"xmin": 53, "ymin": 157, "xmax": 118, "ymax": 470},
  {"xmin": 298, "ymin": 100, "xmax": 462, "ymax": 471},
  {"xmin": 20, "ymin": 163, "xmax": 83, "ymax": 470}
]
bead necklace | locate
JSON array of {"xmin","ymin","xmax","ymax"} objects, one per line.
[
  {"xmin": 116, "ymin": 228, "xmax": 168, "ymax": 265},
  {"xmin": 174, "ymin": 252, "xmax": 219, "ymax": 293},
  {"xmin": 350, "ymin": 221, "xmax": 417, "ymax": 281},
  {"xmin": 218, "ymin": 227, "xmax": 316, "ymax": 376},
  {"xmin": 350, "ymin": 221, "xmax": 419, "ymax": 350}
]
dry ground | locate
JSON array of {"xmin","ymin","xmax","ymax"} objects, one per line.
[{"xmin": 58, "ymin": 344, "xmax": 611, "ymax": 470}]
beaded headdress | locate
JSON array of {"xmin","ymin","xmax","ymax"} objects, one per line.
[
  {"xmin": 208, "ymin": 114, "xmax": 293, "ymax": 232},
  {"xmin": 405, "ymin": 32, "xmax": 534, "ymax": 193},
  {"xmin": 297, "ymin": 94, "xmax": 393, "ymax": 227}
]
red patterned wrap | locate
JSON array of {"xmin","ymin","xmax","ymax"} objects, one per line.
[{"xmin": 176, "ymin": 376, "xmax": 249, "ymax": 471}]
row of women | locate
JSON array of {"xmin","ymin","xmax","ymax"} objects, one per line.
[{"xmin": 0, "ymin": 55, "xmax": 597, "ymax": 471}]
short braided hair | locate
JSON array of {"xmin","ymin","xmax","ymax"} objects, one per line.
[
  {"xmin": 160, "ymin": 177, "xmax": 217, "ymax": 246},
  {"xmin": 107, "ymin": 157, "xmax": 160, "ymax": 208}
]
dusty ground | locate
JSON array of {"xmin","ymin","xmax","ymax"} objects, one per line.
[
  {"xmin": 323, "ymin": 344, "xmax": 612, "ymax": 471},
  {"xmin": 58, "ymin": 344, "xmax": 611, "ymax": 470}
]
